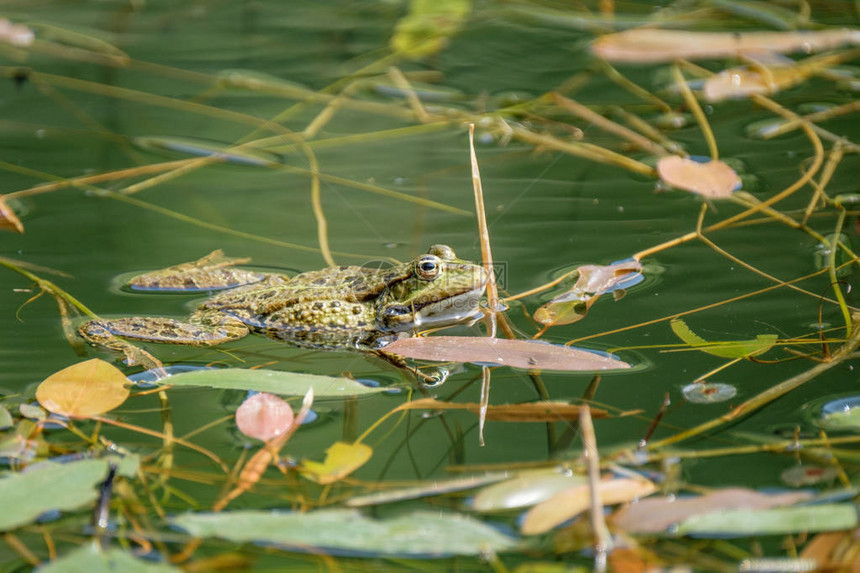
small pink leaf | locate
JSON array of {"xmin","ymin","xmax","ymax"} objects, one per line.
[
  {"xmin": 235, "ymin": 392, "xmax": 294, "ymax": 442},
  {"xmin": 657, "ymin": 156, "xmax": 741, "ymax": 198}
]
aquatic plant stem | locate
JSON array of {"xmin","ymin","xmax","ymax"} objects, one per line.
[
  {"xmin": 826, "ymin": 209, "xmax": 852, "ymax": 336},
  {"xmin": 671, "ymin": 65, "xmax": 718, "ymax": 160},
  {"xmin": 581, "ymin": 405, "xmax": 611, "ymax": 569},
  {"xmin": 646, "ymin": 313, "xmax": 860, "ymax": 450}
]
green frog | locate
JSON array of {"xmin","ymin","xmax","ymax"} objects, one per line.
[{"xmin": 78, "ymin": 245, "xmax": 489, "ymax": 371}]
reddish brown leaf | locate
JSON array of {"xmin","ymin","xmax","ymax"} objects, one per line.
[{"xmin": 384, "ymin": 336, "xmax": 631, "ymax": 371}]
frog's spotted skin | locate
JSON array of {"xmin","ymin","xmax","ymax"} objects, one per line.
[
  {"xmin": 128, "ymin": 250, "xmax": 267, "ymax": 292},
  {"xmin": 78, "ymin": 245, "xmax": 489, "ymax": 362}
]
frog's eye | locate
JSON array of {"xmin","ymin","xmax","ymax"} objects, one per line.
[{"xmin": 415, "ymin": 255, "xmax": 442, "ymax": 280}]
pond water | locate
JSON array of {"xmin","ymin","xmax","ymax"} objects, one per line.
[{"xmin": 1, "ymin": 1, "xmax": 858, "ymax": 570}]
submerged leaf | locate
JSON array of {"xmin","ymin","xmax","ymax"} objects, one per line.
[
  {"xmin": 39, "ymin": 545, "xmax": 180, "ymax": 573},
  {"xmin": 610, "ymin": 488, "xmax": 812, "ymax": 534},
  {"xmin": 384, "ymin": 336, "xmax": 631, "ymax": 371},
  {"xmin": 347, "ymin": 473, "xmax": 509, "ymax": 508},
  {"xmin": 472, "ymin": 468, "xmax": 589, "ymax": 512},
  {"xmin": 161, "ymin": 368, "xmax": 385, "ymax": 397},
  {"xmin": 657, "ymin": 156, "xmax": 741, "ymax": 199},
  {"xmin": 173, "ymin": 509, "xmax": 518, "ymax": 557},
  {"xmin": 521, "ymin": 477, "xmax": 657, "ymax": 535},
  {"xmin": 397, "ymin": 397, "xmax": 609, "ymax": 422},
  {"xmin": 235, "ymin": 392, "xmax": 294, "ymax": 442},
  {"xmin": 590, "ymin": 29, "xmax": 860, "ymax": 63},
  {"xmin": 0, "ymin": 459, "xmax": 109, "ymax": 531},
  {"xmin": 300, "ymin": 441, "xmax": 373, "ymax": 485},
  {"xmin": 391, "ymin": 0, "xmax": 471, "ymax": 58},
  {"xmin": 682, "ymin": 382, "xmax": 737, "ymax": 404},
  {"xmin": 676, "ymin": 503, "xmax": 857, "ymax": 537},
  {"xmin": 670, "ymin": 319, "xmax": 777, "ymax": 358},
  {"xmin": 36, "ymin": 358, "xmax": 130, "ymax": 418}
]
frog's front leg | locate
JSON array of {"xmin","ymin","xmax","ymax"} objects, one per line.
[{"xmin": 78, "ymin": 311, "xmax": 250, "ymax": 366}]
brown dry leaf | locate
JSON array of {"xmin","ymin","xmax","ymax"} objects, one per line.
[
  {"xmin": 657, "ymin": 156, "xmax": 741, "ymax": 198},
  {"xmin": 521, "ymin": 477, "xmax": 656, "ymax": 535},
  {"xmin": 609, "ymin": 488, "xmax": 813, "ymax": 534},
  {"xmin": 36, "ymin": 358, "xmax": 130, "ymax": 418},
  {"xmin": 300, "ymin": 441, "xmax": 372, "ymax": 485},
  {"xmin": 396, "ymin": 397, "xmax": 609, "ymax": 422},
  {"xmin": 0, "ymin": 195, "xmax": 24, "ymax": 233},
  {"xmin": 799, "ymin": 531, "xmax": 850, "ymax": 562},
  {"xmin": 590, "ymin": 29, "xmax": 860, "ymax": 63},
  {"xmin": 607, "ymin": 546, "xmax": 665, "ymax": 573},
  {"xmin": 383, "ymin": 336, "xmax": 631, "ymax": 371},
  {"xmin": 235, "ymin": 392, "xmax": 294, "ymax": 442}
]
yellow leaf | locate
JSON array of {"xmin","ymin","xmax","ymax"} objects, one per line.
[
  {"xmin": 300, "ymin": 441, "xmax": 372, "ymax": 485},
  {"xmin": 521, "ymin": 477, "xmax": 656, "ymax": 535},
  {"xmin": 35, "ymin": 359, "xmax": 130, "ymax": 418}
]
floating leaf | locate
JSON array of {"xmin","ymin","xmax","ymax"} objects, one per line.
[
  {"xmin": 300, "ymin": 441, "xmax": 373, "ymax": 485},
  {"xmin": 235, "ymin": 392, "xmax": 294, "ymax": 442},
  {"xmin": 472, "ymin": 468, "xmax": 589, "ymax": 512},
  {"xmin": 610, "ymin": 488, "xmax": 812, "ymax": 534},
  {"xmin": 39, "ymin": 545, "xmax": 180, "ymax": 573},
  {"xmin": 534, "ymin": 260, "xmax": 643, "ymax": 326},
  {"xmin": 676, "ymin": 503, "xmax": 858, "ymax": 537},
  {"xmin": 161, "ymin": 368, "xmax": 385, "ymax": 397},
  {"xmin": 0, "ymin": 459, "xmax": 109, "ymax": 531},
  {"xmin": 391, "ymin": 0, "xmax": 471, "ymax": 58},
  {"xmin": 173, "ymin": 509, "xmax": 518, "ymax": 557},
  {"xmin": 815, "ymin": 395, "xmax": 860, "ymax": 431},
  {"xmin": 397, "ymin": 397, "xmax": 609, "ymax": 422},
  {"xmin": 0, "ymin": 195, "xmax": 24, "ymax": 233},
  {"xmin": 590, "ymin": 29, "xmax": 860, "ymax": 63},
  {"xmin": 657, "ymin": 156, "xmax": 741, "ymax": 199},
  {"xmin": 670, "ymin": 319, "xmax": 777, "ymax": 358},
  {"xmin": 781, "ymin": 465, "xmax": 839, "ymax": 487},
  {"xmin": 36, "ymin": 359, "xmax": 130, "ymax": 418},
  {"xmin": 682, "ymin": 382, "xmax": 737, "ymax": 404},
  {"xmin": 347, "ymin": 473, "xmax": 509, "ymax": 507},
  {"xmin": 383, "ymin": 337, "xmax": 631, "ymax": 371},
  {"xmin": 521, "ymin": 477, "xmax": 657, "ymax": 535}
]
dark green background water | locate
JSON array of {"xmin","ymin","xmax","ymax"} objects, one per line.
[{"xmin": 0, "ymin": 0, "xmax": 858, "ymax": 569}]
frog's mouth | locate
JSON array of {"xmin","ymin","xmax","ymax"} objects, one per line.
[{"xmin": 381, "ymin": 284, "xmax": 487, "ymax": 332}]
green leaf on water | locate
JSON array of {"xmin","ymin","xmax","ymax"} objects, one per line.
[
  {"xmin": 670, "ymin": 319, "xmax": 777, "ymax": 358},
  {"xmin": 675, "ymin": 503, "xmax": 858, "ymax": 537},
  {"xmin": 391, "ymin": 0, "xmax": 471, "ymax": 59},
  {"xmin": 161, "ymin": 369, "xmax": 385, "ymax": 398},
  {"xmin": 173, "ymin": 509, "xmax": 518, "ymax": 557},
  {"xmin": 38, "ymin": 545, "xmax": 180, "ymax": 573},
  {"xmin": 0, "ymin": 459, "xmax": 109, "ymax": 531}
]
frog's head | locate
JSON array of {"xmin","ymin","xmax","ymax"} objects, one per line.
[{"xmin": 378, "ymin": 245, "xmax": 489, "ymax": 332}]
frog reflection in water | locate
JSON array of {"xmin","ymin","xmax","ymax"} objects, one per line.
[{"xmin": 78, "ymin": 245, "xmax": 489, "ymax": 374}]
